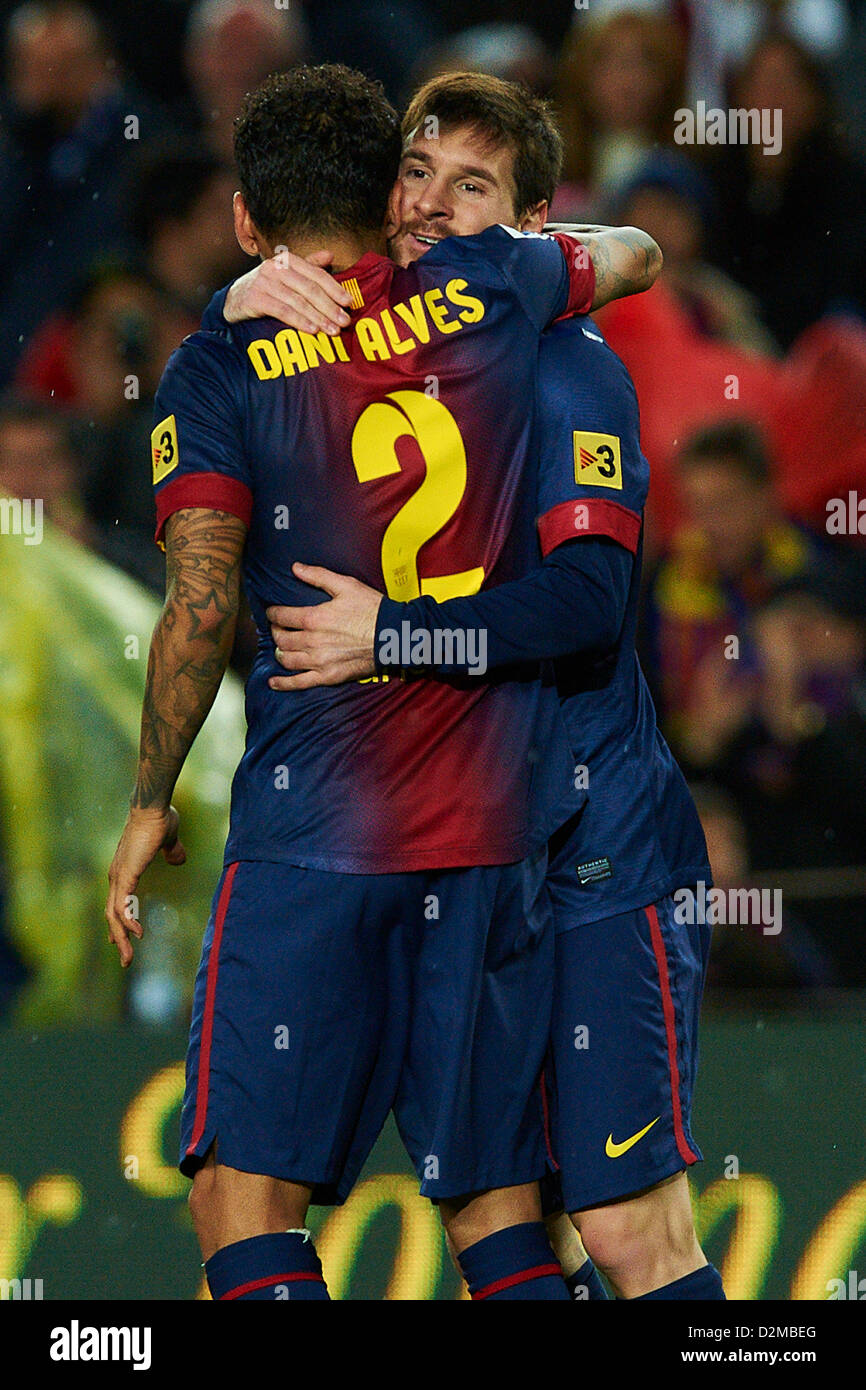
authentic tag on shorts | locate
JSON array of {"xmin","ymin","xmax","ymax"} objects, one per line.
[{"xmin": 576, "ymin": 856, "xmax": 613, "ymax": 885}]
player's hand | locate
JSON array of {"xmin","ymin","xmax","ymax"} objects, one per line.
[
  {"xmin": 105, "ymin": 806, "xmax": 186, "ymax": 968},
  {"xmin": 224, "ymin": 250, "xmax": 353, "ymax": 335},
  {"xmin": 267, "ymin": 564, "xmax": 382, "ymax": 690}
]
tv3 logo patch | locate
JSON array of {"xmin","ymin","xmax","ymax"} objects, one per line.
[
  {"xmin": 152, "ymin": 415, "xmax": 179, "ymax": 484},
  {"xmin": 573, "ymin": 431, "xmax": 622, "ymax": 490}
]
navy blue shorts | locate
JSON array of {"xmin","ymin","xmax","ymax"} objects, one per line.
[
  {"xmin": 541, "ymin": 892, "xmax": 711, "ymax": 1214},
  {"xmin": 179, "ymin": 852, "xmax": 554, "ymax": 1203}
]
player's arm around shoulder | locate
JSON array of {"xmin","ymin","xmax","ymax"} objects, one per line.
[
  {"xmin": 106, "ymin": 505, "xmax": 246, "ymax": 967},
  {"xmin": 215, "ymin": 250, "xmax": 353, "ymax": 336},
  {"xmin": 546, "ymin": 223, "xmax": 663, "ymax": 310}
]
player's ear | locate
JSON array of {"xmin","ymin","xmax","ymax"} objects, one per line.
[
  {"xmin": 383, "ymin": 179, "xmax": 401, "ymax": 239},
  {"xmin": 233, "ymin": 192, "xmax": 261, "ymax": 258},
  {"xmin": 518, "ymin": 201, "xmax": 548, "ymax": 235}
]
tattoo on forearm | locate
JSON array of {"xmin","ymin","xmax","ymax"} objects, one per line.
[
  {"xmin": 587, "ymin": 228, "xmax": 661, "ymax": 305},
  {"xmin": 132, "ymin": 509, "xmax": 246, "ymax": 809}
]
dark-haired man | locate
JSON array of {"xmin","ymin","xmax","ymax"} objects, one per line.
[
  {"xmin": 646, "ymin": 418, "xmax": 814, "ymax": 751},
  {"xmin": 131, "ymin": 144, "xmax": 247, "ymax": 317},
  {"xmin": 239, "ymin": 71, "xmax": 724, "ymax": 1300},
  {"xmin": 105, "ymin": 64, "xmax": 652, "ymax": 1303}
]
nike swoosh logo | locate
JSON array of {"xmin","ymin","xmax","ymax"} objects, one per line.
[{"xmin": 605, "ymin": 1117, "xmax": 660, "ymax": 1158}]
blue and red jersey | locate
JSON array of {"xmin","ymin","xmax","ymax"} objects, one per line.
[
  {"xmin": 535, "ymin": 317, "xmax": 711, "ymax": 925},
  {"xmin": 151, "ymin": 226, "xmax": 593, "ymax": 872}
]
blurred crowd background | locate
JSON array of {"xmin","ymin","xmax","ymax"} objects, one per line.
[{"xmin": 0, "ymin": 0, "xmax": 865, "ymax": 1021}]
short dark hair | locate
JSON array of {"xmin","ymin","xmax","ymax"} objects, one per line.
[
  {"xmin": 402, "ymin": 71, "xmax": 563, "ymax": 217},
  {"xmin": 234, "ymin": 65, "xmax": 402, "ymax": 243},
  {"xmin": 678, "ymin": 419, "xmax": 772, "ymax": 486}
]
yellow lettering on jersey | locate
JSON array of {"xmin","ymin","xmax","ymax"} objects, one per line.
[
  {"xmin": 298, "ymin": 330, "xmax": 338, "ymax": 369},
  {"xmin": 248, "ymin": 339, "xmax": 282, "ymax": 379},
  {"xmin": 356, "ymin": 316, "xmax": 391, "ymax": 361},
  {"xmin": 380, "ymin": 308, "xmax": 415, "ymax": 355},
  {"xmin": 151, "ymin": 414, "xmax": 179, "ymax": 483},
  {"xmin": 423, "ymin": 288, "xmax": 461, "ymax": 334},
  {"xmin": 393, "ymin": 294, "xmax": 431, "ymax": 343},
  {"xmin": 275, "ymin": 329, "xmax": 309, "ymax": 376},
  {"xmin": 445, "ymin": 278, "xmax": 485, "ymax": 323},
  {"xmin": 572, "ymin": 430, "xmax": 623, "ymax": 490}
]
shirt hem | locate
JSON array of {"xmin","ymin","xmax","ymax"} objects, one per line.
[
  {"xmin": 550, "ymin": 861, "xmax": 713, "ymax": 932},
  {"xmin": 223, "ymin": 836, "xmax": 532, "ymax": 875}
]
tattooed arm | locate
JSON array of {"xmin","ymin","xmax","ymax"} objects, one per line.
[
  {"xmin": 106, "ymin": 507, "xmax": 247, "ymax": 965},
  {"xmin": 545, "ymin": 223, "xmax": 663, "ymax": 310}
]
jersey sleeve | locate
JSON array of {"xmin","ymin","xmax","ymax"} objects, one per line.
[
  {"xmin": 200, "ymin": 284, "xmax": 231, "ymax": 332},
  {"xmin": 536, "ymin": 329, "xmax": 648, "ymax": 559},
  {"xmin": 484, "ymin": 225, "xmax": 595, "ymax": 331},
  {"xmin": 151, "ymin": 331, "xmax": 252, "ymax": 545},
  {"xmin": 374, "ymin": 538, "xmax": 631, "ymax": 676}
]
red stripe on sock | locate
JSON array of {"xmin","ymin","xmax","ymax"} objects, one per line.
[
  {"xmin": 186, "ymin": 861, "xmax": 239, "ymax": 1159},
  {"xmin": 645, "ymin": 903, "xmax": 699, "ymax": 1165},
  {"xmin": 220, "ymin": 1271, "xmax": 324, "ymax": 1300},
  {"xmin": 472, "ymin": 1262, "xmax": 562, "ymax": 1300}
]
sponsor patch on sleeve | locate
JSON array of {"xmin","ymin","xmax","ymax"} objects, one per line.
[
  {"xmin": 572, "ymin": 430, "xmax": 622, "ymax": 490},
  {"xmin": 151, "ymin": 414, "xmax": 179, "ymax": 484}
]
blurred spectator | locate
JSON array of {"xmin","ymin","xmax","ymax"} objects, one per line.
[
  {"xmin": 615, "ymin": 151, "xmax": 778, "ymax": 353},
  {"xmin": 303, "ymin": 1, "xmax": 440, "ymax": 107},
  {"xmin": 17, "ymin": 261, "xmax": 191, "ymax": 416},
  {"xmin": 184, "ymin": 0, "xmax": 308, "ymax": 161},
  {"xmin": 551, "ymin": 8, "xmax": 686, "ymax": 217},
  {"xmin": 0, "ymin": 0, "xmax": 170, "ymax": 385},
  {"xmin": 413, "ymin": 23, "xmax": 553, "ymax": 93},
  {"xmin": 681, "ymin": 551, "xmax": 866, "ymax": 982},
  {"xmin": 0, "ymin": 395, "xmax": 91, "ymax": 543},
  {"xmin": 643, "ymin": 418, "xmax": 816, "ymax": 740},
  {"xmin": 128, "ymin": 143, "xmax": 247, "ymax": 316},
  {"xmin": 423, "ymin": 1, "xmax": 573, "ymax": 54},
  {"xmin": 565, "ymin": 1, "xmax": 850, "ymax": 108},
  {"xmin": 14, "ymin": 263, "xmax": 187, "ymax": 591},
  {"xmin": 692, "ymin": 782, "xmax": 837, "ymax": 989},
  {"xmin": 705, "ymin": 30, "xmax": 866, "ymax": 349}
]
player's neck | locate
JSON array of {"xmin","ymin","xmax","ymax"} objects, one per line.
[{"xmin": 261, "ymin": 232, "xmax": 386, "ymax": 275}]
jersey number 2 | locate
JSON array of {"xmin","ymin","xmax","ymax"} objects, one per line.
[{"xmin": 351, "ymin": 390, "xmax": 484, "ymax": 601}]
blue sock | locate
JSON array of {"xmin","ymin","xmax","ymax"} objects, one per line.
[
  {"xmin": 566, "ymin": 1256, "xmax": 609, "ymax": 1300},
  {"xmin": 458, "ymin": 1221, "xmax": 571, "ymax": 1301},
  {"xmin": 205, "ymin": 1231, "xmax": 329, "ymax": 1301},
  {"xmin": 632, "ymin": 1264, "xmax": 725, "ymax": 1300}
]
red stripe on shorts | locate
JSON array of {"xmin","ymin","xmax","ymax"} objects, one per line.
[
  {"xmin": 186, "ymin": 861, "xmax": 239, "ymax": 1159},
  {"xmin": 645, "ymin": 902, "xmax": 699, "ymax": 1165}
]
